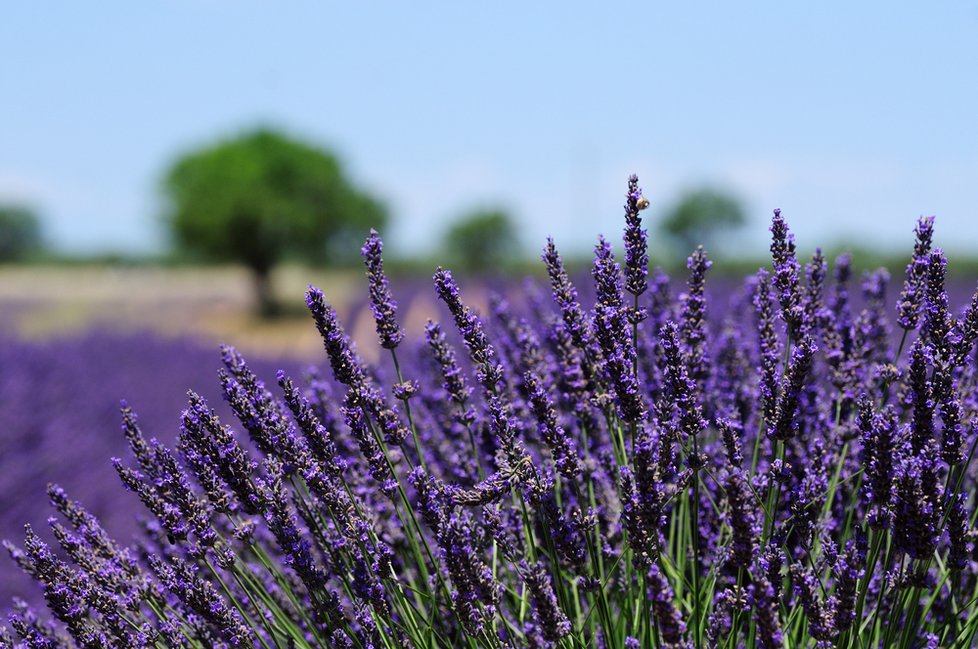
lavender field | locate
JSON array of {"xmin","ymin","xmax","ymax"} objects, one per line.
[
  {"xmin": 3, "ymin": 185, "xmax": 978, "ymax": 647},
  {"xmin": 0, "ymin": 331, "xmax": 310, "ymax": 605}
]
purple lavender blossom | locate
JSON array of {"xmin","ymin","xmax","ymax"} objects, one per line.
[
  {"xmin": 306, "ymin": 286, "xmax": 362, "ymax": 386},
  {"xmin": 952, "ymin": 285, "xmax": 978, "ymax": 365},
  {"xmin": 148, "ymin": 553, "xmax": 252, "ymax": 646},
  {"xmin": 620, "ymin": 425, "xmax": 668, "ymax": 569},
  {"xmin": 947, "ymin": 492, "xmax": 972, "ymax": 572},
  {"xmin": 858, "ymin": 397, "xmax": 897, "ymax": 529},
  {"xmin": 803, "ymin": 248, "xmax": 828, "ymax": 337},
  {"xmin": 342, "ymin": 393, "xmax": 397, "ymax": 497},
  {"xmin": 790, "ymin": 563, "xmax": 835, "ymax": 643},
  {"xmin": 907, "ymin": 339, "xmax": 935, "ymax": 455},
  {"xmin": 753, "ymin": 269, "xmax": 781, "ymax": 430},
  {"xmin": 542, "ymin": 238, "xmax": 596, "ymax": 359},
  {"xmin": 769, "ymin": 209, "xmax": 805, "ymax": 339},
  {"xmin": 770, "ymin": 335, "xmax": 817, "ymax": 441},
  {"xmin": 411, "ymin": 468, "xmax": 500, "ymax": 637},
  {"xmin": 718, "ymin": 420, "xmax": 757, "ymax": 569},
  {"xmin": 892, "ymin": 447, "xmax": 942, "ymax": 560},
  {"xmin": 645, "ymin": 563, "xmax": 688, "ymax": 648},
  {"xmin": 523, "ymin": 370, "xmax": 582, "ymax": 479},
  {"xmin": 897, "ymin": 215, "xmax": 936, "ymax": 330},
  {"xmin": 751, "ymin": 547, "xmax": 784, "ymax": 649},
  {"xmin": 933, "ymin": 359, "xmax": 964, "ymax": 466},
  {"xmin": 306, "ymin": 286, "xmax": 409, "ymax": 446},
  {"xmin": 361, "ymin": 228, "xmax": 405, "ymax": 349},
  {"xmin": 922, "ymin": 248, "xmax": 952, "ymax": 360},
  {"xmin": 433, "ymin": 267, "xmax": 503, "ymax": 393},
  {"xmin": 277, "ymin": 370, "xmax": 347, "ymax": 477},
  {"xmin": 832, "ymin": 536, "xmax": 865, "ymax": 635},
  {"xmin": 179, "ymin": 392, "xmax": 261, "ymax": 514},
  {"xmin": 520, "ymin": 560, "xmax": 571, "ymax": 643},
  {"xmin": 424, "ymin": 320, "xmax": 474, "ymax": 417},
  {"xmin": 658, "ymin": 321, "xmax": 706, "ymax": 451},
  {"xmin": 680, "ymin": 246, "xmax": 712, "ymax": 384},
  {"xmin": 592, "ymin": 236, "xmax": 646, "ymax": 422},
  {"xmin": 623, "ymin": 173, "xmax": 650, "ymax": 298}
]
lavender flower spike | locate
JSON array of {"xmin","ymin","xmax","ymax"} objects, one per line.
[
  {"xmin": 433, "ymin": 267, "xmax": 503, "ymax": 393},
  {"xmin": 770, "ymin": 335, "xmax": 817, "ymax": 441},
  {"xmin": 681, "ymin": 246, "xmax": 712, "ymax": 383},
  {"xmin": 719, "ymin": 435, "xmax": 756, "ymax": 568},
  {"xmin": 542, "ymin": 237, "xmax": 595, "ymax": 357},
  {"xmin": 524, "ymin": 369, "xmax": 582, "ymax": 479},
  {"xmin": 790, "ymin": 564, "xmax": 835, "ymax": 643},
  {"xmin": 769, "ymin": 209, "xmax": 804, "ymax": 340},
  {"xmin": 520, "ymin": 560, "xmax": 571, "ymax": 643},
  {"xmin": 659, "ymin": 321, "xmax": 706, "ymax": 447},
  {"xmin": 952, "ymin": 285, "xmax": 978, "ymax": 366},
  {"xmin": 645, "ymin": 563, "xmax": 688, "ymax": 648},
  {"xmin": 361, "ymin": 228, "xmax": 404, "ymax": 349},
  {"xmin": 592, "ymin": 236, "xmax": 647, "ymax": 422},
  {"xmin": 922, "ymin": 248, "xmax": 952, "ymax": 360},
  {"xmin": 752, "ymin": 548, "xmax": 784, "ymax": 649},
  {"xmin": 753, "ymin": 269, "xmax": 780, "ymax": 429},
  {"xmin": 623, "ymin": 173, "xmax": 651, "ymax": 297},
  {"xmin": 306, "ymin": 286, "xmax": 363, "ymax": 386},
  {"xmin": 425, "ymin": 320, "xmax": 474, "ymax": 414},
  {"xmin": 857, "ymin": 397, "xmax": 897, "ymax": 529},
  {"xmin": 306, "ymin": 284, "xmax": 409, "ymax": 446},
  {"xmin": 897, "ymin": 215, "xmax": 936, "ymax": 331}
]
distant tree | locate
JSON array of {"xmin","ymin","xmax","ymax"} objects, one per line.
[
  {"xmin": 442, "ymin": 208, "xmax": 519, "ymax": 272},
  {"xmin": 0, "ymin": 205, "xmax": 42, "ymax": 262},
  {"xmin": 660, "ymin": 187, "xmax": 746, "ymax": 257},
  {"xmin": 162, "ymin": 128, "xmax": 387, "ymax": 315}
]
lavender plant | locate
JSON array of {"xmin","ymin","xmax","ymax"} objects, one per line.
[{"xmin": 4, "ymin": 177, "xmax": 978, "ymax": 649}]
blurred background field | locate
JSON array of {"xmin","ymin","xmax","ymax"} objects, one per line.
[{"xmin": 0, "ymin": 264, "xmax": 351, "ymax": 357}]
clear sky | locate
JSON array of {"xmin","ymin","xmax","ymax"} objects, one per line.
[{"xmin": 2, "ymin": 2, "xmax": 977, "ymax": 259}]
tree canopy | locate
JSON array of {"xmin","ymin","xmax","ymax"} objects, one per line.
[
  {"xmin": 0, "ymin": 204, "xmax": 42, "ymax": 262},
  {"xmin": 442, "ymin": 208, "xmax": 519, "ymax": 272},
  {"xmin": 660, "ymin": 187, "xmax": 746, "ymax": 257},
  {"xmin": 162, "ymin": 128, "xmax": 387, "ymax": 313}
]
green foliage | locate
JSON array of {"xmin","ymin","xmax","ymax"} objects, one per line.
[
  {"xmin": 0, "ymin": 204, "xmax": 42, "ymax": 262},
  {"xmin": 162, "ymin": 128, "xmax": 387, "ymax": 312},
  {"xmin": 660, "ymin": 187, "xmax": 746, "ymax": 257},
  {"xmin": 442, "ymin": 208, "xmax": 519, "ymax": 271}
]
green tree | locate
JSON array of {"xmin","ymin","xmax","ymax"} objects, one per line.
[
  {"xmin": 442, "ymin": 208, "xmax": 519, "ymax": 272},
  {"xmin": 162, "ymin": 128, "xmax": 387, "ymax": 315},
  {"xmin": 660, "ymin": 187, "xmax": 746, "ymax": 257},
  {"xmin": 0, "ymin": 204, "xmax": 42, "ymax": 262}
]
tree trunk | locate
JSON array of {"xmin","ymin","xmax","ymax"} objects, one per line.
[{"xmin": 252, "ymin": 266, "xmax": 280, "ymax": 318}]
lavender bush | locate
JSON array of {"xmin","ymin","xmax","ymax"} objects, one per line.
[{"xmin": 4, "ymin": 176, "xmax": 978, "ymax": 648}]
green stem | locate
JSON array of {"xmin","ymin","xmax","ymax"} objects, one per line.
[{"xmin": 390, "ymin": 348, "xmax": 427, "ymax": 471}]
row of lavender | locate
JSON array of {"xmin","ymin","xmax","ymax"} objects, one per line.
[
  {"xmin": 4, "ymin": 177, "xmax": 978, "ymax": 648},
  {"xmin": 0, "ymin": 332, "xmax": 305, "ymax": 608}
]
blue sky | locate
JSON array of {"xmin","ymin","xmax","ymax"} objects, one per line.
[{"xmin": 2, "ymin": 2, "xmax": 977, "ymax": 258}]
